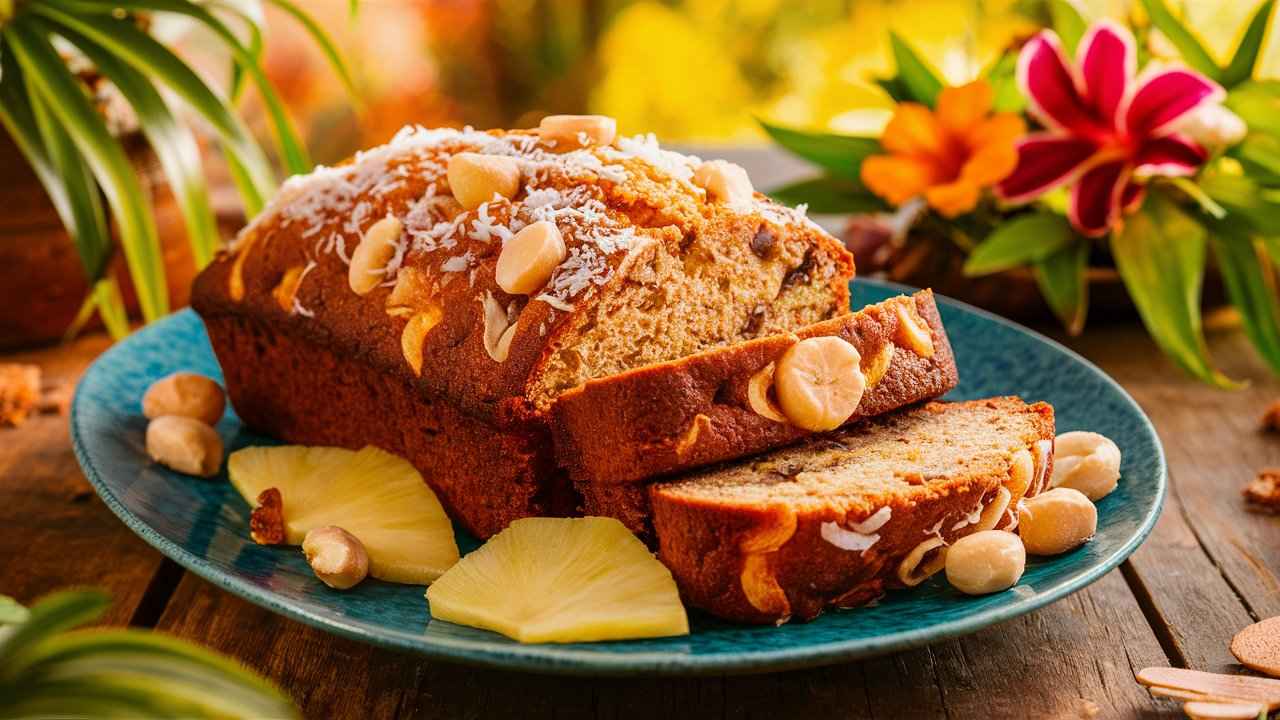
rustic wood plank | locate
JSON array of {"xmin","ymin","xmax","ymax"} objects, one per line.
[
  {"xmin": 1064, "ymin": 324, "xmax": 1280, "ymax": 675},
  {"xmin": 0, "ymin": 335, "xmax": 172, "ymax": 626}
]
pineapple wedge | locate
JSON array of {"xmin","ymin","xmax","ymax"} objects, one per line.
[
  {"xmin": 228, "ymin": 445, "xmax": 459, "ymax": 584},
  {"xmin": 426, "ymin": 517, "xmax": 689, "ymax": 643}
]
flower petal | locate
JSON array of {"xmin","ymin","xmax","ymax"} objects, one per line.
[
  {"xmin": 881, "ymin": 103, "xmax": 948, "ymax": 158},
  {"xmin": 1124, "ymin": 67, "xmax": 1225, "ymax": 137},
  {"xmin": 1132, "ymin": 133, "xmax": 1207, "ymax": 177},
  {"xmin": 1069, "ymin": 160, "xmax": 1129, "ymax": 236},
  {"xmin": 1017, "ymin": 31, "xmax": 1096, "ymax": 134},
  {"xmin": 925, "ymin": 180, "xmax": 981, "ymax": 217},
  {"xmin": 996, "ymin": 134, "xmax": 1098, "ymax": 203},
  {"xmin": 1120, "ymin": 181, "xmax": 1145, "ymax": 213},
  {"xmin": 861, "ymin": 154, "xmax": 939, "ymax": 206},
  {"xmin": 1078, "ymin": 21, "xmax": 1136, "ymax": 130},
  {"xmin": 960, "ymin": 140, "xmax": 1019, "ymax": 187},
  {"xmin": 937, "ymin": 80, "xmax": 994, "ymax": 137}
]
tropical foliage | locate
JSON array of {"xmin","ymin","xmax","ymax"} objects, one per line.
[
  {"xmin": 767, "ymin": 0, "xmax": 1280, "ymax": 387},
  {"xmin": 0, "ymin": 0, "xmax": 351, "ymax": 340},
  {"xmin": 0, "ymin": 590, "xmax": 298, "ymax": 718}
]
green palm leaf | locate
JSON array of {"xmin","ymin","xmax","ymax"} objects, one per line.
[
  {"xmin": 1138, "ymin": 0, "xmax": 1222, "ymax": 82},
  {"xmin": 889, "ymin": 32, "xmax": 943, "ymax": 105},
  {"xmin": 31, "ymin": 3, "xmax": 276, "ymax": 214},
  {"xmin": 1222, "ymin": 0, "xmax": 1276, "ymax": 88},
  {"xmin": 0, "ymin": 590, "xmax": 110, "ymax": 677},
  {"xmin": 58, "ymin": 0, "xmax": 311, "ymax": 174},
  {"xmin": 59, "ymin": 24, "xmax": 220, "ymax": 267},
  {"xmin": 759, "ymin": 120, "xmax": 880, "ymax": 184},
  {"xmin": 4, "ymin": 18, "xmax": 168, "ymax": 321},
  {"xmin": 1033, "ymin": 238, "xmax": 1090, "ymax": 336}
]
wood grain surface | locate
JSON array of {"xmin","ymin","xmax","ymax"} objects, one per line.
[{"xmin": 4, "ymin": 318, "xmax": 1278, "ymax": 719}]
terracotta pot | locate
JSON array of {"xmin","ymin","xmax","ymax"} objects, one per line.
[
  {"xmin": 0, "ymin": 132, "xmax": 242, "ymax": 350},
  {"xmin": 843, "ymin": 216, "xmax": 1223, "ymax": 329}
]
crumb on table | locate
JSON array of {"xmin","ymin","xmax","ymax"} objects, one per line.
[
  {"xmin": 0, "ymin": 363, "xmax": 42, "ymax": 428},
  {"xmin": 1244, "ymin": 469, "xmax": 1280, "ymax": 513},
  {"xmin": 1262, "ymin": 400, "xmax": 1280, "ymax": 432}
]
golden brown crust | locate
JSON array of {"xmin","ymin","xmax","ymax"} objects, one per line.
[
  {"xmin": 192, "ymin": 127, "xmax": 852, "ymax": 426},
  {"xmin": 649, "ymin": 398, "xmax": 1056, "ymax": 624},
  {"xmin": 551, "ymin": 291, "xmax": 958, "ymax": 485}
]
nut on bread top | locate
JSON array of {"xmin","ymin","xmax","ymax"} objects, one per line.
[{"xmin": 191, "ymin": 120, "xmax": 854, "ymax": 423}]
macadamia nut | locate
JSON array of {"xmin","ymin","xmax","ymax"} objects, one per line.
[
  {"xmin": 774, "ymin": 336, "xmax": 866, "ymax": 432},
  {"xmin": 1051, "ymin": 431, "xmax": 1122, "ymax": 500},
  {"xmin": 303, "ymin": 526, "xmax": 369, "ymax": 590},
  {"xmin": 348, "ymin": 215, "xmax": 403, "ymax": 295},
  {"xmin": 447, "ymin": 152, "xmax": 521, "ymax": 210},
  {"xmin": 894, "ymin": 302, "xmax": 935, "ymax": 358},
  {"xmin": 945, "ymin": 530, "xmax": 1026, "ymax": 595},
  {"xmin": 746, "ymin": 362, "xmax": 787, "ymax": 423},
  {"xmin": 142, "ymin": 372, "xmax": 225, "ymax": 426},
  {"xmin": 496, "ymin": 221, "xmax": 566, "ymax": 295},
  {"xmin": 692, "ymin": 160, "xmax": 754, "ymax": 205},
  {"xmin": 538, "ymin": 114, "xmax": 617, "ymax": 148},
  {"xmin": 1017, "ymin": 487, "xmax": 1097, "ymax": 555},
  {"xmin": 146, "ymin": 415, "xmax": 224, "ymax": 477}
]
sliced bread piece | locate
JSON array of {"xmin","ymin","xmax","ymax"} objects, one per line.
[
  {"xmin": 552, "ymin": 291, "xmax": 958, "ymax": 487},
  {"xmin": 650, "ymin": 398, "xmax": 1055, "ymax": 624}
]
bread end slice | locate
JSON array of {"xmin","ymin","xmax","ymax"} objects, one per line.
[{"xmin": 650, "ymin": 397, "xmax": 1055, "ymax": 624}]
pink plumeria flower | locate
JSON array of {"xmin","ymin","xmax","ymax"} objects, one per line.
[{"xmin": 995, "ymin": 22, "xmax": 1225, "ymax": 236}]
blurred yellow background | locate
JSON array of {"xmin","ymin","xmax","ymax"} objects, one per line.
[{"xmin": 248, "ymin": 0, "xmax": 1280, "ymax": 163}]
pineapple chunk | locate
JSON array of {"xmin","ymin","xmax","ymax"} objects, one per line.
[
  {"xmin": 426, "ymin": 517, "xmax": 689, "ymax": 643},
  {"xmin": 228, "ymin": 445, "xmax": 459, "ymax": 584}
]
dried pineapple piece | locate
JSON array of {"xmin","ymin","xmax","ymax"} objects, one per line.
[
  {"xmin": 426, "ymin": 517, "xmax": 689, "ymax": 643},
  {"xmin": 229, "ymin": 445, "xmax": 459, "ymax": 584}
]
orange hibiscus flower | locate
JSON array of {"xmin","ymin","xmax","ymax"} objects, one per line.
[{"xmin": 861, "ymin": 80, "xmax": 1026, "ymax": 217}]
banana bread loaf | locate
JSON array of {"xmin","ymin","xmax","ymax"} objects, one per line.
[
  {"xmin": 650, "ymin": 398, "xmax": 1055, "ymax": 624},
  {"xmin": 193, "ymin": 122, "xmax": 854, "ymax": 537}
]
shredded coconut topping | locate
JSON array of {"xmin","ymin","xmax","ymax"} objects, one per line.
[{"xmin": 820, "ymin": 507, "xmax": 892, "ymax": 556}]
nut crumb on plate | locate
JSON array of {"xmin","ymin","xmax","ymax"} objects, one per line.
[{"xmin": 250, "ymin": 487, "xmax": 286, "ymax": 545}]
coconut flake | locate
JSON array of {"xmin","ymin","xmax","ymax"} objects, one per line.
[{"xmin": 821, "ymin": 507, "xmax": 892, "ymax": 555}]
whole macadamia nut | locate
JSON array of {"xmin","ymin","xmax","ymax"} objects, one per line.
[
  {"xmin": 142, "ymin": 372, "xmax": 225, "ymax": 426},
  {"xmin": 1051, "ymin": 431, "xmax": 1122, "ymax": 500},
  {"xmin": 1017, "ymin": 487, "xmax": 1097, "ymax": 555},
  {"xmin": 146, "ymin": 415, "xmax": 224, "ymax": 477},
  {"xmin": 945, "ymin": 530, "xmax": 1026, "ymax": 595}
]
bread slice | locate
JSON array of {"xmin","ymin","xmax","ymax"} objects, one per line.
[
  {"xmin": 552, "ymin": 291, "xmax": 957, "ymax": 488},
  {"xmin": 650, "ymin": 398, "xmax": 1055, "ymax": 624}
]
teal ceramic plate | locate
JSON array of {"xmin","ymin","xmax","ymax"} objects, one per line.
[{"xmin": 72, "ymin": 278, "xmax": 1165, "ymax": 676}]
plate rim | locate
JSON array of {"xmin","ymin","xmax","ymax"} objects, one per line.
[{"xmin": 71, "ymin": 277, "xmax": 1167, "ymax": 676}]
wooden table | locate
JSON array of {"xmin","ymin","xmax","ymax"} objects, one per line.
[{"xmin": 4, "ymin": 320, "xmax": 1278, "ymax": 720}]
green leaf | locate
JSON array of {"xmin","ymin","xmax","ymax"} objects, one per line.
[
  {"xmin": 985, "ymin": 50, "xmax": 1026, "ymax": 113},
  {"xmin": 1033, "ymin": 238, "xmax": 1090, "ymax": 335},
  {"xmin": 73, "ymin": 0, "xmax": 311, "ymax": 174},
  {"xmin": 758, "ymin": 120, "xmax": 880, "ymax": 184},
  {"xmin": 1139, "ymin": 0, "xmax": 1222, "ymax": 82},
  {"xmin": 0, "ymin": 596, "xmax": 28, "ymax": 626},
  {"xmin": 1231, "ymin": 131, "xmax": 1280, "ymax": 184},
  {"xmin": 1201, "ymin": 170, "xmax": 1280, "ymax": 233},
  {"xmin": 4, "ymin": 18, "xmax": 168, "ymax": 321},
  {"xmin": 60, "ymin": 24, "xmax": 220, "ymax": 267},
  {"xmin": 1222, "ymin": 0, "xmax": 1276, "ymax": 88},
  {"xmin": 1111, "ymin": 189, "xmax": 1236, "ymax": 387},
  {"xmin": 767, "ymin": 177, "xmax": 887, "ymax": 214},
  {"xmin": 963, "ymin": 212, "xmax": 1077, "ymax": 276},
  {"xmin": 0, "ymin": 590, "xmax": 110, "ymax": 677},
  {"xmin": 872, "ymin": 75, "xmax": 910, "ymax": 103},
  {"xmin": 1227, "ymin": 80, "xmax": 1280, "ymax": 138},
  {"xmin": 1209, "ymin": 216, "xmax": 1280, "ymax": 373},
  {"xmin": 1049, "ymin": 0, "xmax": 1088, "ymax": 55},
  {"xmin": 889, "ymin": 32, "xmax": 943, "ymax": 105},
  {"xmin": 0, "ymin": 46, "xmax": 112, "ymax": 284},
  {"xmin": 32, "ymin": 3, "xmax": 276, "ymax": 214},
  {"xmin": 16, "ymin": 630, "xmax": 298, "ymax": 719},
  {"xmin": 96, "ymin": 276, "xmax": 133, "ymax": 340}
]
